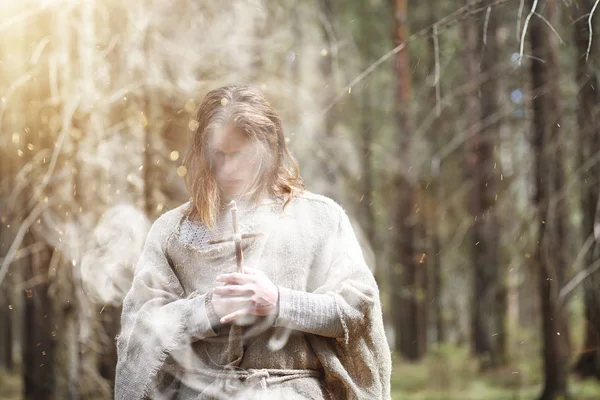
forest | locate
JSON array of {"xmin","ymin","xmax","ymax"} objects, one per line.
[{"xmin": 2, "ymin": 0, "xmax": 600, "ymax": 399}]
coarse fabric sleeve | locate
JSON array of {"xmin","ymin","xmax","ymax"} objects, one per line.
[
  {"xmin": 114, "ymin": 209, "xmax": 217, "ymax": 400},
  {"xmin": 305, "ymin": 203, "xmax": 392, "ymax": 400}
]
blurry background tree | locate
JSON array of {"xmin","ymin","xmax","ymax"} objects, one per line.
[
  {"xmin": 528, "ymin": 1, "xmax": 569, "ymax": 398},
  {"xmin": 1, "ymin": 0, "xmax": 600, "ymax": 399}
]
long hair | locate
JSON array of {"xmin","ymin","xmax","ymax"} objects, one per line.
[{"xmin": 182, "ymin": 85, "xmax": 304, "ymax": 227}]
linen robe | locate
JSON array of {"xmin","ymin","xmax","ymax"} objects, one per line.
[{"xmin": 115, "ymin": 191, "xmax": 392, "ymax": 399}]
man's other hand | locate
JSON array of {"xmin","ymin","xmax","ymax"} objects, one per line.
[{"xmin": 213, "ymin": 267, "xmax": 279, "ymax": 324}]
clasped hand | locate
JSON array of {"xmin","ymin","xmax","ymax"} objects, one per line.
[{"xmin": 211, "ymin": 267, "xmax": 279, "ymax": 325}]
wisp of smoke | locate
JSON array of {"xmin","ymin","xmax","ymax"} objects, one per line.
[{"xmin": 80, "ymin": 203, "xmax": 150, "ymax": 305}]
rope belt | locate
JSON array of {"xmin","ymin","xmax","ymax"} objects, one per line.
[{"xmin": 174, "ymin": 366, "xmax": 322, "ymax": 391}]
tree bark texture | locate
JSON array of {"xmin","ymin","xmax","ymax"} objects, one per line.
[
  {"xmin": 392, "ymin": 0, "xmax": 427, "ymax": 360},
  {"xmin": 572, "ymin": 0, "xmax": 600, "ymax": 381},
  {"xmin": 530, "ymin": 1, "xmax": 571, "ymax": 398},
  {"xmin": 462, "ymin": 0, "xmax": 505, "ymax": 369}
]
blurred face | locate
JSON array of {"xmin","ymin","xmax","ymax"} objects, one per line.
[{"xmin": 208, "ymin": 127, "xmax": 262, "ymax": 199}]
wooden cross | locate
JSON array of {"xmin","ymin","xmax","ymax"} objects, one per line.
[{"xmin": 208, "ymin": 200, "xmax": 263, "ymax": 272}]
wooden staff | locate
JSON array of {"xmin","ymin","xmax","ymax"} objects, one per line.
[{"xmin": 208, "ymin": 200, "xmax": 262, "ymax": 273}]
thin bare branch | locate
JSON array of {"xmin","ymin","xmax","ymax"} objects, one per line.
[
  {"xmin": 587, "ymin": 0, "xmax": 600, "ymax": 61},
  {"xmin": 17, "ymin": 274, "xmax": 50, "ymax": 292},
  {"xmin": 322, "ymin": 0, "xmax": 514, "ymax": 114},
  {"xmin": 0, "ymin": 242, "xmax": 47, "ymax": 264},
  {"xmin": 521, "ymin": 54, "xmax": 546, "ymax": 63},
  {"xmin": 321, "ymin": 42, "xmax": 406, "ymax": 116},
  {"xmin": 28, "ymin": 96, "xmax": 80, "ymax": 210},
  {"xmin": 534, "ymin": 12, "xmax": 564, "ymax": 44},
  {"xmin": 433, "ymin": 23, "xmax": 441, "ymax": 117},
  {"xmin": 6, "ymin": 149, "xmax": 53, "ymax": 210},
  {"xmin": 31, "ymin": 37, "xmax": 51, "ymax": 65},
  {"xmin": 574, "ymin": 233, "xmax": 597, "ymax": 275},
  {"xmin": 316, "ymin": 3, "xmax": 340, "ymax": 63},
  {"xmin": 0, "ymin": 70, "xmax": 37, "ymax": 132},
  {"xmin": 558, "ymin": 255, "xmax": 600, "ymax": 307},
  {"xmin": 483, "ymin": 6, "xmax": 492, "ymax": 46},
  {"xmin": 0, "ymin": 201, "xmax": 48, "ymax": 287},
  {"xmin": 519, "ymin": 0, "xmax": 539, "ymax": 66},
  {"xmin": 47, "ymin": 249, "xmax": 63, "ymax": 297},
  {"xmin": 516, "ymin": 0, "xmax": 525, "ymax": 40},
  {"xmin": 573, "ymin": 12, "xmax": 591, "ymax": 25}
]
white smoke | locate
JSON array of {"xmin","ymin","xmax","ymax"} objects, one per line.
[{"xmin": 80, "ymin": 203, "xmax": 150, "ymax": 305}]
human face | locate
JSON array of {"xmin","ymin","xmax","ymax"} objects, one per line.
[{"xmin": 208, "ymin": 127, "xmax": 261, "ymax": 199}]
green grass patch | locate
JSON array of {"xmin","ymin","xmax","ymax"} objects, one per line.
[
  {"xmin": 390, "ymin": 344, "xmax": 600, "ymax": 400},
  {"xmin": 0, "ymin": 370, "xmax": 21, "ymax": 400}
]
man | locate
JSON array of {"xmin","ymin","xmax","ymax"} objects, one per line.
[{"xmin": 115, "ymin": 85, "xmax": 391, "ymax": 399}]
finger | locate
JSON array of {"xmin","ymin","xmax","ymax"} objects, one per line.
[
  {"xmin": 212, "ymin": 297, "xmax": 254, "ymax": 316},
  {"xmin": 213, "ymin": 284, "xmax": 254, "ymax": 296},
  {"xmin": 216, "ymin": 273, "xmax": 255, "ymax": 285},
  {"xmin": 216, "ymin": 273, "xmax": 246, "ymax": 284},
  {"xmin": 220, "ymin": 306, "xmax": 253, "ymax": 324}
]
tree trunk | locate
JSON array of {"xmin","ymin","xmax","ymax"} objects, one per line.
[
  {"xmin": 68, "ymin": 130, "xmax": 83, "ymax": 400},
  {"xmin": 252, "ymin": 9, "xmax": 266, "ymax": 80},
  {"xmin": 0, "ymin": 259, "xmax": 14, "ymax": 373},
  {"xmin": 15, "ymin": 8, "xmax": 57, "ymax": 398},
  {"xmin": 319, "ymin": 0, "xmax": 340, "ymax": 201},
  {"xmin": 0, "ymin": 126, "xmax": 14, "ymax": 373},
  {"xmin": 360, "ymin": 84, "xmax": 377, "ymax": 278},
  {"xmin": 463, "ymin": 0, "xmax": 505, "ymax": 369},
  {"xmin": 427, "ymin": 4, "xmax": 445, "ymax": 346},
  {"xmin": 98, "ymin": 307, "xmax": 121, "ymax": 387},
  {"xmin": 289, "ymin": 3, "xmax": 303, "ymax": 144},
  {"xmin": 143, "ymin": 97, "xmax": 157, "ymax": 218},
  {"xmin": 22, "ymin": 239, "xmax": 55, "ymax": 400},
  {"xmin": 356, "ymin": 0, "xmax": 378, "ymax": 284},
  {"xmin": 392, "ymin": 0, "xmax": 426, "ymax": 360},
  {"xmin": 572, "ymin": 0, "xmax": 600, "ymax": 380},
  {"xmin": 481, "ymin": 5, "xmax": 507, "ymax": 366},
  {"xmin": 529, "ymin": 1, "xmax": 571, "ymax": 398},
  {"xmin": 55, "ymin": 8, "xmax": 82, "ymax": 398}
]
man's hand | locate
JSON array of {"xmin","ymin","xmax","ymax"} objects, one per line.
[
  {"xmin": 209, "ymin": 293, "xmax": 255, "ymax": 325},
  {"xmin": 212, "ymin": 267, "xmax": 279, "ymax": 324}
]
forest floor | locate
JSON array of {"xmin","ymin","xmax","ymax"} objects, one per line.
[
  {"xmin": 1, "ymin": 345, "xmax": 600, "ymax": 399},
  {"xmin": 0, "ymin": 371, "xmax": 20, "ymax": 400},
  {"xmin": 390, "ymin": 345, "xmax": 600, "ymax": 399}
]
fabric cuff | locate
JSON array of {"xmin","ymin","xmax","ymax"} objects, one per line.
[
  {"xmin": 274, "ymin": 287, "xmax": 344, "ymax": 338},
  {"xmin": 185, "ymin": 294, "xmax": 219, "ymax": 339}
]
